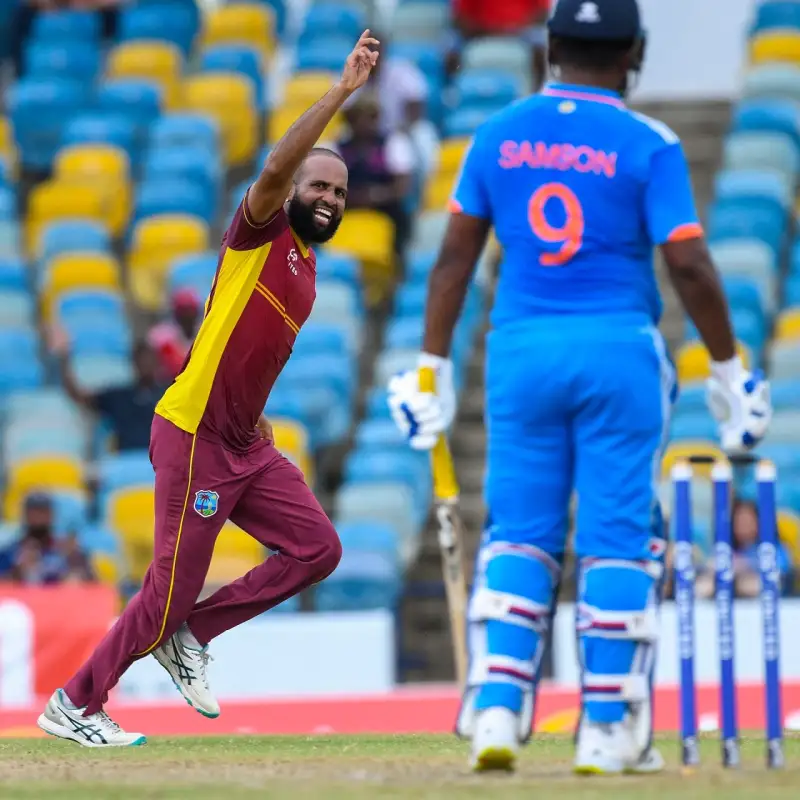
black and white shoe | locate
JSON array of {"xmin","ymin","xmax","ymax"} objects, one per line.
[
  {"xmin": 37, "ymin": 690, "xmax": 146, "ymax": 747},
  {"xmin": 153, "ymin": 630, "xmax": 220, "ymax": 718}
]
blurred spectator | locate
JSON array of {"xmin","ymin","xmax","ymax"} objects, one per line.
[
  {"xmin": 0, "ymin": 493, "xmax": 94, "ymax": 584},
  {"xmin": 336, "ymin": 95, "xmax": 415, "ymax": 258},
  {"xmin": 50, "ymin": 329, "xmax": 168, "ymax": 452},
  {"xmin": 448, "ymin": 0, "xmax": 550, "ymax": 90},
  {"xmin": 695, "ymin": 499, "xmax": 794, "ymax": 599},
  {"xmin": 347, "ymin": 33, "xmax": 429, "ymax": 136},
  {"xmin": 147, "ymin": 288, "xmax": 202, "ymax": 381},
  {"xmin": 403, "ymin": 92, "xmax": 440, "ymax": 179}
]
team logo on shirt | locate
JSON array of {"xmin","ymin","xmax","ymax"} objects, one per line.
[
  {"xmin": 194, "ymin": 490, "xmax": 220, "ymax": 518},
  {"xmin": 288, "ymin": 248, "xmax": 298, "ymax": 275}
]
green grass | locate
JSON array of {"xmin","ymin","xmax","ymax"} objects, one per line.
[{"xmin": 0, "ymin": 734, "xmax": 798, "ymax": 799}]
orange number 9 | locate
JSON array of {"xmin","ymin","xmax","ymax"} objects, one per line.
[{"xmin": 528, "ymin": 183, "xmax": 585, "ymax": 266}]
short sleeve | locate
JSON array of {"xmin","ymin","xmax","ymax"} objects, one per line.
[
  {"xmin": 645, "ymin": 142, "xmax": 703, "ymax": 245},
  {"xmin": 385, "ymin": 132, "xmax": 416, "ymax": 175},
  {"xmin": 226, "ymin": 189, "xmax": 290, "ymax": 250},
  {"xmin": 448, "ymin": 131, "xmax": 491, "ymax": 220}
]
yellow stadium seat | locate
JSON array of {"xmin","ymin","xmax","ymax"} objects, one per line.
[
  {"xmin": 751, "ymin": 31, "xmax": 800, "ymax": 65},
  {"xmin": 26, "ymin": 181, "xmax": 112, "ymax": 255},
  {"xmin": 271, "ymin": 418, "xmax": 313, "ymax": 484},
  {"xmin": 42, "ymin": 253, "xmax": 122, "ymax": 321},
  {"xmin": 92, "ymin": 552, "xmax": 122, "ymax": 585},
  {"xmin": 0, "ymin": 117, "xmax": 17, "ymax": 176},
  {"xmin": 106, "ymin": 41, "xmax": 183, "ymax": 109},
  {"xmin": 206, "ymin": 522, "xmax": 266, "ymax": 585},
  {"xmin": 777, "ymin": 509, "xmax": 800, "ymax": 567},
  {"xmin": 438, "ymin": 137, "xmax": 470, "ymax": 174},
  {"xmin": 328, "ymin": 210, "xmax": 395, "ymax": 304},
  {"xmin": 54, "ymin": 144, "xmax": 131, "ymax": 235},
  {"xmin": 675, "ymin": 340, "xmax": 751, "ymax": 384},
  {"xmin": 201, "ymin": 3, "xmax": 275, "ymax": 57},
  {"xmin": 182, "ymin": 73, "xmax": 258, "ymax": 165},
  {"xmin": 267, "ymin": 104, "xmax": 343, "ymax": 145},
  {"xmin": 284, "ymin": 72, "xmax": 336, "ymax": 106},
  {"xmin": 775, "ymin": 308, "xmax": 800, "ymax": 341},
  {"xmin": 424, "ymin": 171, "xmax": 456, "ymax": 211},
  {"xmin": 661, "ymin": 441, "xmax": 725, "ymax": 481},
  {"xmin": 4, "ymin": 456, "xmax": 84, "ymax": 520},
  {"xmin": 106, "ymin": 486, "xmax": 156, "ymax": 582},
  {"xmin": 129, "ymin": 214, "xmax": 210, "ymax": 310}
]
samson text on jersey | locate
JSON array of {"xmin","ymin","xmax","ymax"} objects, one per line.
[{"xmin": 156, "ymin": 195, "xmax": 316, "ymax": 451}]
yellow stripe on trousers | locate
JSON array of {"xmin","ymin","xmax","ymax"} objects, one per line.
[{"xmin": 133, "ymin": 433, "xmax": 197, "ymax": 657}]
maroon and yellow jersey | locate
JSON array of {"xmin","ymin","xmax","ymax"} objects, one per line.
[{"xmin": 156, "ymin": 195, "xmax": 316, "ymax": 451}]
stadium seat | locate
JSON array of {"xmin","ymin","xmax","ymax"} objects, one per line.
[
  {"xmin": 106, "ymin": 41, "xmax": 183, "ymax": 110},
  {"xmin": 283, "ymin": 72, "xmax": 336, "ymax": 106},
  {"xmin": 38, "ymin": 220, "xmax": 111, "ymax": 263},
  {"xmin": 118, "ymin": 3, "xmax": 198, "ymax": 56},
  {"xmin": 0, "ymin": 290, "xmax": 34, "ymax": 329},
  {"xmin": 770, "ymin": 379, "xmax": 800, "ymax": 411},
  {"xmin": 345, "ymin": 448, "xmax": 431, "ymax": 509},
  {"xmin": 60, "ymin": 114, "xmax": 138, "ymax": 169},
  {"xmin": 182, "ymin": 74, "xmax": 258, "ymax": 166},
  {"xmin": 62, "ymin": 318, "xmax": 132, "ymax": 359},
  {"xmin": 4, "ymin": 388, "xmax": 82, "ymax": 430},
  {"xmin": 771, "ymin": 341, "xmax": 800, "ymax": 379},
  {"xmin": 670, "ymin": 412, "xmax": 717, "ymax": 443},
  {"xmin": 392, "ymin": 2, "xmax": 449, "ymax": 42},
  {"xmin": 723, "ymin": 131, "xmax": 799, "ymax": 176},
  {"xmin": 462, "ymin": 36, "xmax": 531, "ymax": 75},
  {"xmin": 97, "ymin": 450, "xmax": 154, "ymax": 501},
  {"xmin": 676, "ymin": 340, "xmax": 751, "ymax": 383},
  {"xmin": 42, "ymin": 252, "xmax": 122, "ymax": 320},
  {"xmin": 315, "ymin": 550, "xmax": 401, "ymax": 611},
  {"xmin": 454, "ymin": 70, "xmax": 522, "ymax": 110},
  {"xmin": 751, "ymin": 30, "xmax": 800, "ymax": 65},
  {"xmin": 4, "ymin": 455, "xmax": 84, "ymax": 520},
  {"xmin": 336, "ymin": 520, "xmax": 401, "ymax": 559},
  {"xmin": 775, "ymin": 307, "xmax": 800, "ymax": 340},
  {"xmin": 206, "ymin": 522, "xmax": 266, "ymax": 586},
  {"xmin": 0, "ymin": 255, "xmax": 26, "ymax": 291},
  {"xmin": 26, "ymin": 180, "xmax": 110, "ymax": 255},
  {"xmin": 97, "ymin": 79, "xmax": 163, "ymax": 137},
  {"xmin": 707, "ymin": 200, "xmax": 786, "ymax": 258},
  {"xmin": 354, "ymin": 417, "xmax": 409, "ymax": 452},
  {"xmin": 733, "ymin": 100, "xmax": 800, "ymax": 150},
  {"xmin": 759, "ymin": 443, "xmax": 800, "ymax": 474},
  {"xmin": 168, "ymin": 251, "xmax": 218, "ymax": 299},
  {"xmin": 754, "ymin": 1, "xmax": 800, "ymax": 34},
  {"xmin": 715, "ymin": 168, "xmax": 793, "ymax": 212},
  {"xmin": 105, "ymin": 485, "xmax": 155, "ymax": 581},
  {"xmin": 271, "ymin": 418, "xmax": 313, "ymax": 482},
  {"xmin": 328, "ymin": 210, "xmax": 395, "ymax": 303},
  {"xmin": 295, "ymin": 322, "xmax": 352, "ymax": 357},
  {"xmin": 743, "ymin": 64, "xmax": 800, "ymax": 104},
  {"xmin": 56, "ymin": 289, "xmax": 125, "ymax": 327},
  {"xmin": 764, "ymin": 411, "xmax": 800, "ymax": 445},
  {"xmin": 309, "ymin": 279, "xmax": 361, "ymax": 325},
  {"xmin": 302, "ymin": 3, "xmax": 365, "ymax": 43},
  {"xmin": 2, "ymin": 423, "xmax": 86, "ymax": 467},
  {"xmin": 296, "ymin": 37, "xmax": 353, "ymax": 73},
  {"xmin": 778, "ymin": 509, "xmax": 800, "ymax": 565},
  {"xmin": 24, "ymin": 41, "xmax": 101, "ymax": 82},
  {"xmin": 200, "ymin": 44, "xmax": 267, "ymax": 112},
  {"xmin": 8, "ymin": 78, "xmax": 89, "ymax": 170},
  {"xmin": 201, "ymin": 3, "xmax": 275, "ymax": 57},
  {"xmin": 267, "ymin": 104, "xmax": 343, "ymax": 144},
  {"xmin": 128, "ymin": 214, "xmax": 210, "ymax": 310},
  {"xmin": 150, "ymin": 113, "xmax": 219, "ymax": 154},
  {"xmin": 134, "ymin": 178, "xmax": 215, "ymax": 226},
  {"xmin": 71, "ymin": 353, "xmax": 133, "ymax": 392},
  {"xmin": 314, "ymin": 251, "xmax": 360, "ymax": 285}
]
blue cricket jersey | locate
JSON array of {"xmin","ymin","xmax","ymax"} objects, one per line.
[{"xmin": 451, "ymin": 82, "xmax": 703, "ymax": 327}]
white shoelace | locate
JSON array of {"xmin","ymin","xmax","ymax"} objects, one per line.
[{"xmin": 96, "ymin": 710, "xmax": 122, "ymax": 734}]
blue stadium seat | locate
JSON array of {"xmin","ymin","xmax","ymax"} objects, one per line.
[
  {"xmin": 0, "ymin": 256, "xmax": 26, "ymax": 291},
  {"xmin": 365, "ymin": 386, "xmax": 391, "ymax": 420},
  {"xmin": 150, "ymin": 114, "xmax": 219, "ymax": 154},
  {"xmin": 24, "ymin": 41, "xmax": 101, "ymax": 82},
  {"xmin": 672, "ymin": 382, "xmax": 705, "ymax": 415},
  {"xmin": 61, "ymin": 114, "xmax": 138, "ymax": 165},
  {"xmin": 444, "ymin": 107, "xmax": 495, "ymax": 138},
  {"xmin": 764, "ymin": 410, "xmax": 800, "ymax": 445},
  {"xmin": 715, "ymin": 169, "xmax": 793, "ymax": 213},
  {"xmin": 117, "ymin": 3, "xmax": 198, "ymax": 56},
  {"xmin": 56, "ymin": 290, "xmax": 125, "ymax": 328},
  {"xmin": 39, "ymin": 221, "xmax": 111, "ymax": 263},
  {"xmin": 2, "ymin": 423, "xmax": 86, "ymax": 466},
  {"xmin": 385, "ymin": 316, "xmax": 426, "ymax": 351},
  {"xmin": 280, "ymin": 352, "xmax": 356, "ymax": 406},
  {"xmin": 264, "ymin": 387, "xmax": 317, "ymax": 441},
  {"xmin": 168, "ymin": 252, "xmax": 218, "ymax": 299},
  {"xmin": 0, "ymin": 290, "xmax": 34, "ymax": 329},
  {"xmin": 3, "ymin": 388, "xmax": 81, "ymax": 428},
  {"xmin": 344, "ymin": 448, "xmax": 431, "ymax": 509},
  {"xmin": 31, "ymin": 9, "xmax": 101, "ymax": 42},
  {"xmin": 454, "ymin": 70, "xmax": 522, "ymax": 109},
  {"xmin": 407, "ymin": 251, "xmax": 435, "ymax": 284},
  {"xmin": 733, "ymin": 101, "xmax": 800, "ymax": 150},
  {"xmin": 743, "ymin": 64, "xmax": 800, "ymax": 105},
  {"xmin": 296, "ymin": 38, "xmax": 353, "ymax": 72},
  {"xmin": 9, "ymin": 79, "xmax": 89, "ymax": 170},
  {"xmin": 79, "ymin": 524, "xmax": 121, "ymax": 555},
  {"xmin": 707, "ymin": 199, "xmax": 786, "ymax": 257},
  {"xmin": 143, "ymin": 147, "xmax": 222, "ymax": 214},
  {"xmin": 391, "ymin": 41, "xmax": 445, "ymax": 80},
  {"xmin": 355, "ymin": 418, "xmax": 408, "ymax": 452},
  {"xmin": 753, "ymin": 1, "xmax": 800, "ymax": 33},
  {"xmin": 97, "ymin": 450, "xmax": 154, "ymax": 498},
  {"xmin": 134, "ymin": 179, "xmax": 215, "ymax": 226},
  {"xmin": 786, "ymin": 272, "xmax": 800, "ymax": 306},
  {"xmin": 394, "ymin": 282, "xmax": 428, "ymax": 318},
  {"xmin": 315, "ymin": 550, "xmax": 400, "ymax": 611},
  {"xmin": 294, "ymin": 322, "xmax": 351, "ymax": 357},
  {"xmin": 314, "ymin": 251, "xmax": 360, "ymax": 285},
  {"xmin": 758, "ymin": 442, "xmax": 800, "ymax": 475},
  {"xmin": 336, "ymin": 520, "xmax": 401, "ymax": 559},
  {"xmin": 50, "ymin": 490, "xmax": 89, "ymax": 535},
  {"xmin": 64, "ymin": 319, "xmax": 132, "ymax": 358},
  {"xmin": 71, "ymin": 354, "xmax": 133, "ymax": 392},
  {"xmin": 97, "ymin": 80, "xmax": 162, "ymax": 135},
  {"xmin": 771, "ymin": 379, "xmax": 800, "ymax": 411},
  {"xmin": 200, "ymin": 45, "xmax": 267, "ymax": 111},
  {"xmin": 670, "ymin": 412, "xmax": 717, "ymax": 442},
  {"xmin": 723, "ymin": 131, "xmax": 799, "ymax": 176},
  {"xmin": 302, "ymin": 3, "xmax": 366, "ymax": 42},
  {"xmin": 0, "ymin": 188, "xmax": 15, "ymax": 221},
  {"xmin": 0, "ymin": 330, "xmax": 42, "ymax": 394},
  {"xmin": 723, "ymin": 275, "xmax": 769, "ymax": 320}
]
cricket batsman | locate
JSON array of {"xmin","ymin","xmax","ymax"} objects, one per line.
[
  {"xmin": 37, "ymin": 31, "xmax": 380, "ymax": 747},
  {"xmin": 388, "ymin": 0, "xmax": 772, "ymax": 775}
]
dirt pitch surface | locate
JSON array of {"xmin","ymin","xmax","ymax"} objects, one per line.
[{"xmin": 1, "ymin": 734, "xmax": 799, "ymax": 799}]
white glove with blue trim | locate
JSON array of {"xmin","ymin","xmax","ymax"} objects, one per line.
[
  {"xmin": 387, "ymin": 353, "xmax": 456, "ymax": 450},
  {"xmin": 706, "ymin": 356, "xmax": 772, "ymax": 453}
]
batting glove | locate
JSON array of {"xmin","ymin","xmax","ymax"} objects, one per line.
[
  {"xmin": 387, "ymin": 353, "xmax": 456, "ymax": 450},
  {"xmin": 706, "ymin": 356, "xmax": 772, "ymax": 454}
]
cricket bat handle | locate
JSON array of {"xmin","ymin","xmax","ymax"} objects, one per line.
[{"xmin": 418, "ymin": 366, "xmax": 460, "ymax": 501}]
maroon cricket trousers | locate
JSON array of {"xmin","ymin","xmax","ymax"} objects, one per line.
[{"xmin": 65, "ymin": 416, "xmax": 342, "ymax": 714}]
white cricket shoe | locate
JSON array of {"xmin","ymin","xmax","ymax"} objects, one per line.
[
  {"xmin": 37, "ymin": 689, "xmax": 146, "ymax": 748},
  {"xmin": 153, "ymin": 627, "xmax": 220, "ymax": 718},
  {"xmin": 574, "ymin": 720, "xmax": 638, "ymax": 775},
  {"xmin": 470, "ymin": 707, "xmax": 519, "ymax": 772},
  {"xmin": 626, "ymin": 746, "xmax": 665, "ymax": 774}
]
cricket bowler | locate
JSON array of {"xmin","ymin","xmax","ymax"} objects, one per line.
[
  {"xmin": 388, "ymin": 0, "xmax": 772, "ymax": 774},
  {"xmin": 37, "ymin": 31, "xmax": 380, "ymax": 747}
]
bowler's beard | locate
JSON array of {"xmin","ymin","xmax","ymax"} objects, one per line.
[{"xmin": 287, "ymin": 196, "xmax": 342, "ymax": 244}]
